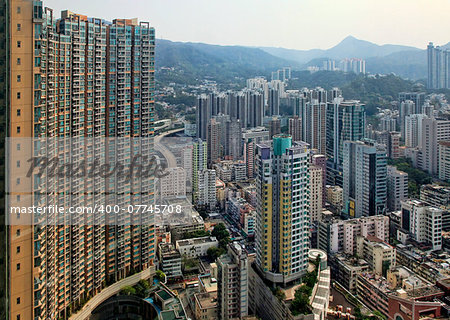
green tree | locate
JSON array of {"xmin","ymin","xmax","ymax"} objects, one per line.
[
  {"xmin": 120, "ymin": 285, "xmax": 136, "ymax": 296},
  {"xmin": 156, "ymin": 270, "xmax": 166, "ymax": 282}
]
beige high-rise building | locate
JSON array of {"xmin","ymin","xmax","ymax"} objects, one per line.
[
  {"xmin": 420, "ymin": 117, "xmax": 450, "ymax": 175},
  {"xmin": 6, "ymin": 2, "xmax": 156, "ymax": 319},
  {"xmin": 310, "ymin": 165, "xmax": 323, "ymax": 222},
  {"xmin": 288, "ymin": 116, "xmax": 302, "ymax": 142}
]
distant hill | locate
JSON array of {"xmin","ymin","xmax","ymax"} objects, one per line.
[
  {"xmin": 260, "ymin": 36, "xmax": 443, "ymax": 80},
  {"xmin": 154, "ymin": 37, "xmax": 449, "ymax": 84},
  {"xmin": 156, "ymin": 39, "xmax": 299, "ymax": 84},
  {"xmin": 260, "ymin": 36, "xmax": 421, "ymax": 64}
]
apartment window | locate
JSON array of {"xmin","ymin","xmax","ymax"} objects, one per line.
[
  {"xmin": 17, "ymin": 109, "xmax": 21, "ymax": 116},
  {"xmin": 16, "ymin": 229, "xmax": 20, "ymax": 237},
  {"xmin": 16, "ymin": 212, "xmax": 20, "ymax": 220},
  {"xmin": 17, "ymin": 92, "xmax": 20, "ymax": 99},
  {"xmin": 17, "ymin": 6, "xmax": 21, "ymax": 13},
  {"xmin": 16, "ymin": 178, "xmax": 20, "ymax": 185},
  {"xmin": 16, "ymin": 143, "xmax": 20, "ymax": 150},
  {"xmin": 16, "ymin": 297, "xmax": 20, "ymax": 304},
  {"xmin": 17, "ymin": 75, "xmax": 21, "ymax": 82},
  {"xmin": 17, "ymin": 58, "xmax": 21, "ymax": 65},
  {"xmin": 16, "ymin": 246, "xmax": 20, "ymax": 254},
  {"xmin": 16, "ymin": 263, "xmax": 20, "ymax": 270},
  {"xmin": 17, "ymin": 315, "xmax": 20, "ymax": 320},
  {"xmin": 17, "ymin": 195, "xmax": 20, "ymax": 202},
  {"xmin": 17, "ymin": 41, "xmax": 21, "ymax": 48},
  {"xmin": 17, "ymin": 160, "xmax": 20, "ymax": 168},
  {"xmin": 16, "ymin": 126, "xmax": 20, "ymax": 133},
  {"xmin": 17, "ymin": 24, "xmax": 21, "ymax": 31}
]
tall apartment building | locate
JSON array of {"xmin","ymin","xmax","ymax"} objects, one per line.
[
  {"xmin": 242, "ymin": 127, "xmax": 269, "ymax": 179},
  {"xmin": 303, "ymin": 99, "xmax": 326, "ymax": 155},
  {"xmin": 312, "ymin": 154, "xmax": 327, "ymax": 207},
  {"xmin": 400, "ymin": 200, "xmax": 443, "ymax": 250},
  {"xmin": 404, "ymin": 114, "xmax": 427, "ymax": 148},
  {"xmin": 255, "ymin": 135, "xmax": 310, "ymax": 285},
  {"xmin": 439, "ymin": 141, "xmax": 450, "ymax": 182},
  {"xmin": 427, "ymin": 42, "xmax": 450, "ymax": 89},
  {"xmin": 399, "ymin": 100, "xmax": 415, "ymax": 139},
  {"xmin": 326, "ymin": 98, "xmax": 365, "ymax": 186},
  {"xmin": 377, "ymin": 131, "xmax": 400, "ymax": 159},
  {"xmin": 420, "ymin": 117, "xmax": 450, "ymax": 175},
  {"xmin": 197, "ymin": 169, "xmax": 217, "ymax": 210},
  {"xmin": 288, "ymin": 116, "xmax": 302, "ymax": 142},
  {"xmin": 268, "ymin": 117, "xmax": 281, "ymax": 138},
  {"xmin": 182, "ymin": 145, "xmax": 193, "ymax": 187},
  {"xmin": 197, "ymin": 94, "xmax": 210, "ymax": 140},
  {"xmin": 343, "ymin": 140, "xmax": 387, "ymax": 218},
  {"xmin": 310, "ymin": 166, "xmax": 323, "ymax": 223},
  {"xmin": 192, "ymin": 139, "xmax": 207, "ymax": 200},
  {"xmin": 217, "ymin": 243, "xmax": 249, "ymax": 319},
  {"xmin": 379, "ymin": 116, "xmax": 397, "ymax": 132},
  {"xmin": 339, "ymin": 58, "xmax": 366, "ymax": 74},
  {"xmin": 246, "ymin": 91, "xmax": 264, "ymax": 128},
  {"xmin": 317, "ymin": 215, "xmax": 389, "ymax": 255},
  {"xmin": 268, "ymin": 88, "xmax": 280, "ymax": 116},
  {"xmin": 387, "ymin": 166, "xmax": 408, "ymax": 212},
  {"xmin": 399, "ymin": 92, "xmax": 425, "ymax": 115},
  {"xmin": 207, "ymin": 118, "xmax": 221, "ymax": 165},
  {"xmin": 6, "ymin": 3, "xmax": 156, "ymax": 319}
]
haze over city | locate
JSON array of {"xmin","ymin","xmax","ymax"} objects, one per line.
[{"xmin": 44, "ymin": 0, "xmax": 450, "ymax": 50}]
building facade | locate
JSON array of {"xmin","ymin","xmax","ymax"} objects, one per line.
[
  {"xmin": 217, "ymin": 243, "xmax": 249, "ymax": 319},
  {"xmin": 255, "ymin": 135, "xmax": 310, "ymax": 285},
  {"xmin": 343, "ymin": 140, "xmax": 387, "ymax": 218},
  {"xmin": 7, "ymin": 3, "xmax": 156, "ymax": 319}
]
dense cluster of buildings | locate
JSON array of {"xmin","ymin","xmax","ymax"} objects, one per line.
[{"xmin": 4, "ymin": 1, "xmax": 450, "ymax": 320}]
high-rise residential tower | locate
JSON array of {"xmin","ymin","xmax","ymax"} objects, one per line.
[
  {"xmin": 427, "ymin": 42, "xmax": 450, "ymax": 89},
  {"xmin": 192, "ymin": 139, "xmax": 208, "ymax": 200},
  {"xmin": 343, "ymin": 140, "xmax": 387, "ymax": 218},
  {"xmin": 326, "ymin": 98, "xmax": 366, "ymax": 186},
  {"xmin": 6, "ymin": 3, "xmax": 156, "ymax": 319},
  {"xmin": 419, "ymin": 117, "xmax": 450, "ymax": 175},
  {"xmin": 255, "ymin": 135, "xmax": 310, "ymax": 285},
  {"xmin": 387, "ymin": 166, "xmax": 408, "ymax": 212},
  {"xmin": 217, "ymin": 243, "xmax": 249, "ymax": 319},
  {"xmin": 288, "ymin": 116, "xmax": 302, "ymax": 142}
]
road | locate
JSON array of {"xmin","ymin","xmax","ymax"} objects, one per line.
[
  {"xmin": 69, "ymin": 267, "xmax": 154, "ymax": 320},
  {"xmin": 154, "ymin": 128, "xmax": 184, "ymax": 168}
]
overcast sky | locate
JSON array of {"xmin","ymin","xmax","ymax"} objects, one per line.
[{"xmin": 44, "ymin": 0, "xmax": 449, "ymax": 50}]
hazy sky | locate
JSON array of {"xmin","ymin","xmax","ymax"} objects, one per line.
[{"xmin": 44, "ymin": 0, "xmax": 450, "ymax": 50}]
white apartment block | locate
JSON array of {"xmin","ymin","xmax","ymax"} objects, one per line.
[
  {"xmin": 420, "ymin": 118, "xmax": 450, "ymax": 175},
  {"xmin": 319, "ymin": 215, "xmax": 389, "ymax": 255},
  {"xmin": 175, "ymin": 236, "xmax": 219, "ymax": 258},
  {"xmin": 387, "ymin": 166, "xmax": 408, "ymax": 212},
  {"xmin": 404, "ymin": 114, "xmax": 427, "ymax": 148},
  {"xmin": 401, "ymin": 200, "xmax": 443, "ymax": 250},
  {"xmin": 197, "ymin": 169, "xmax": 217, "ymax": 210},
  {"xmin": 159, "ymin": 167, "xmax": 187, "ymax": 200}
]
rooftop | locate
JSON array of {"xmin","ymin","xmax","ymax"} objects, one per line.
[
  {"xmin": 194, "ymin": 292, "xmax": 217, "ymax": 309},
  {"xmin": 176, "ymin": 236, "xmax": 217, "ymax": 247}
]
